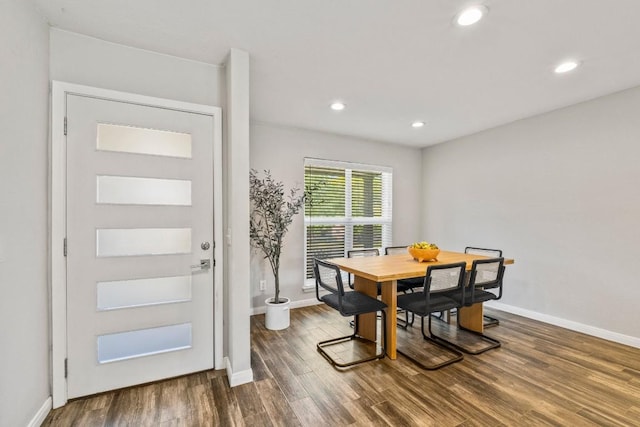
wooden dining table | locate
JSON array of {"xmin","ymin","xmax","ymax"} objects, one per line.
[{"xmin": 327, "ymin": 250, "xmax": 515, "ymax": 359}]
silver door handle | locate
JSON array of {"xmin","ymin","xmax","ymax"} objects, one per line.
[{"xmin": 191, "ymin": 259, "xmax": 211, "ymax": 270}]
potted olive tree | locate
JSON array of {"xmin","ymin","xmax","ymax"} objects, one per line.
[{"xmin": 249, "ymin": 169, "xmax": 312, "ymax": 330}]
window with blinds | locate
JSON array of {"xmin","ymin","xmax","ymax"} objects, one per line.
[{"xmin": 304, "ymin": 159, "xmax": 392, "ymax": 285}]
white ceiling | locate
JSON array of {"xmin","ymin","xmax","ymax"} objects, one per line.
[{"xmin": 35, "ymin": 0, "xmax": 640, "ymax": 147}]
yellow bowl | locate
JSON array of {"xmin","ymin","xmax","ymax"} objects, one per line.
[{"xmin": 408, "ymin": 247, "xmax": 440, "ymax": 262}]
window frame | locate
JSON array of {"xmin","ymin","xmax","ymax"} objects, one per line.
[{"xmin": 303, "ymin": 158, "xmax": 392, "ymax": 290}]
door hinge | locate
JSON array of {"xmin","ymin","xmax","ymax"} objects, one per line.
[
  {"xmin": 64, "ymin": 358, "xmax": 68, "ymax": 378},
  {"xmin": 64, "ymin": 117, "xmax": 67, "ymax": 136},
  {"xmin": 63, "ymin": 238, "xmax": 67, "ymax": 257},
  {"xmin": 213, "ymin": 259, "xmax": 216, "ymax": 267}
]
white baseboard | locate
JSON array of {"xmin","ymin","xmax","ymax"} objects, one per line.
[
  {"xmin": 487, "ymin": 301, "xmax": 640, "ymax": 349},
  {"xmin": 224, "ymin": 357, "xmax": 254, "ymax": 387},
  {"xmin": 28, "ymin": 396, "xmax": 52, "ymax": 427},
  {"xmin": 250, "ymin": 297, "xmax": 323, "ymax": 316}
]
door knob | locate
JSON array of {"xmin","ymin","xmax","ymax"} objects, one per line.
[{"xmin": 201, "ymin": 242, "xmax": 211, "ymax": 250}]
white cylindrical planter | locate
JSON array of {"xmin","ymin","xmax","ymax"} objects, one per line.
[{"xmin": 265, "ymin": 297, "xmax": 290, "ymax": 330}]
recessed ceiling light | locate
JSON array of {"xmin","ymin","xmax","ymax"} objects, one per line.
[
  {"xmin": 554, "ymin": 60, "xmax": 579, "ymax": 74},
  {"xmin": 330, "ymin": 101, "xmax": 345, "ymax": 111},
  {"xmin": 411, "ymin": 121, "xmax": 425, "ymax": 128},
  {"xmin": 456, "ymin": 5, "xmax": 488, "ymax": 26}
]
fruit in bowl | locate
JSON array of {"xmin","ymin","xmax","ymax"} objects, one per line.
[{"xmin": 408, "ymin": 242, "xmax": 440, "ymax": 262}]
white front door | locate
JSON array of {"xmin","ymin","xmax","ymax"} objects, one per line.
[{"xmin": 65, "ymin": 93, "xmax": 216, "ymax": 398}]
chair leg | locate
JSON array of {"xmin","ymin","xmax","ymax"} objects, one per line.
[
  {"xmin": 381, "ymin": 309, "xmax": 387, "ymax": 356},
  {"xmin": 483, "ymin": 314, "xmax": 500, "ymax": 328},
  {"xmin": 429, "ymin": 314, "xmax": 501, "ymax": 355},
  {"xmin": 397, "ymin": 315, "xmax": 463, "ymax": 370},
  {"xmin": 435, "ymin": 309, "xmax": 496, "ymax": 327},
  {"xmin": 317, "ymin": 310, "xmax": 386, "ymax": 369},
  {"xmin": 440, "ymin": 310, "xmax": 452, "ymax": 323},
  {"xmin": 396, "ymin": 288, "xmax": 415, "ymax": 329},
  {"xmin": 396, "ymin": 308, "xmax": 414, "ymax": 329}
]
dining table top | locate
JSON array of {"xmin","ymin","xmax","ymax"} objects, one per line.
[{"xmin": 327, "ymin": 250, "xmax": 515, "ymax": 282}]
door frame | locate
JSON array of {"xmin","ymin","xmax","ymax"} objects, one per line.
[{"xmin": 50, "ymin": 81, "xmax": 224, "ymax": 408}]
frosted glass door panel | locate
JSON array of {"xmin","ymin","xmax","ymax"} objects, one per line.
[
  {"xmin": 97, "ymin": 275, "xmax": 192, "ymax": 310},
  {"xmin": 97, "ymin": 123, "xmax": 192, "ymax": 158},
  {"xmin": 97, "ymin": 323, "xmax": 192, "ymax": 363},
  {"xmin": 97, "ymin": 175, "xmax": 192, "ymax": 206},
  {"xmin": 96, "ymin": 228, "xmax": 191, "ymax": 257}
]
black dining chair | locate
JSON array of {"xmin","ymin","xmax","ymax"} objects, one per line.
[
  {"xmin": 347, "ymin": 248, "xmax": 413, "ymax": 328},
  {"xmin": 384, "ymin": 246, "xmax": 424, "ymax": 292},
  {"xmin": 435, "ymin": 257, "xmax": 505, "ymax": 355},
  {"xmin": 465, "ymin": 246, "xmax": 503, "ymax": 258},
  {"xmin": 345, "ymin": 249, "xmax": 381, "ymax": 328},
  {"xmin": 396, "ymin": 262, "xmax": 466, "ymax": 370},
  {"xmin": 346, "ymin": 248, "xmax": 380, "ymax": 291},
  {"xmin": 313, "ymin": 259, "xmax": 387, "ymax": 368},
  {"xmin": 465, "ymin": 246, "xmax": 503, "ymax": 327}
]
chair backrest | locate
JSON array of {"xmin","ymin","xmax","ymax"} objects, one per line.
[
  {"xmin": 469, "ymin": 257, "xmax": 505, "ymax": 291},
  {"xmin": 313, "ymin": 259, "xmax": 346, "ymax": 303},
  {"xmin": 347, "ymin": 248, "xmax": 380, "ymax": 258},
  {"xmin": 384, "ymin": 246, "xmax": 408, "ymax": 255},
  {"xmin": 425, "ymin": 262, "xmax": 467, "ymax": 294},
  {"xmin": 465, "ymin": 246, "xmax": 503, "ymax": 257},
  {"xmin": 346, "ymin": 248, "xmax": 379, "ymax": 288}
]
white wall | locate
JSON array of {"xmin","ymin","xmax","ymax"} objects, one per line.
[
  {"xmin": 422, "ymin": 85, "xmax": 640, "ymax": 343},
  {"xmin": 0, "ymin": 1, "xmax": 50, "ymax": 426},
  {"xmin": 50, "ymin": 28, "xmax": 223, "ymax": 106},
  {"xmin": 250, "ymin": 123, "xmax": 423, "ymax": 309}
]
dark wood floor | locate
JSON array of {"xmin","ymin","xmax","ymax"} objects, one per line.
[{"xmin": 44, "ymin": 305, "xmax": 640, "ymax": 426}]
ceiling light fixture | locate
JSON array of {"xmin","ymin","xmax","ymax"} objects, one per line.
[
  {"xmin": 411, "ymin": 121, "xmax": 425, "ymax": 128},
  {"xmin": 554, "ymin": 60, "xmax": 579, "ymax": 74},
  {"xmin": 456, "ymin": 5, "xmax": 488, "ymax": 26},
  {"xmin": 330, "ymin": 101, "xmax": 346, "ymax": 111}
]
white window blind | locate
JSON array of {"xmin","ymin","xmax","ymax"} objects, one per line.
[{"xmin": 304, "ymin": 158, "xmax": 392, "ymax": 286}]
